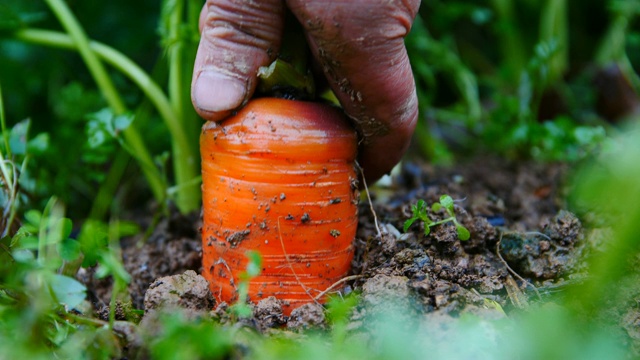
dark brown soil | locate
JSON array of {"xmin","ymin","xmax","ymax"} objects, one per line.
[{"xmin": 81, "ymin": 155, "xmax": 590, "ymax": 331}]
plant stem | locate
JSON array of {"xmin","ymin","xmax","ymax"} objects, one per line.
[
  {"xmin": 39, "ymin": 0, "xmax": 168, "ymax": 206},
  {"xmin": 540, "ymin": 0, "xmax": 568, "ymax": 86},
  {"xmin": 14, "ymin": 30, "xmax": 177, "ymax": 137},
  {"xmin": 165, "ymin": 0, "xmax": 201, "ymax": 214},
  {"xmin": 0, "ymin": 84, "xmax": 12, "ymax": 197},
  {"xmin": 168, "ymin": 1, "xmax": 185, "ymax": 122},
  {"xmin": 257, "ymin": 11, "xmax": 315, "ymax": 98},
  {"xmin": 37, "ymin": 198, "xmax": 56, "ymax": 266},
  {"xmin": 430, "ymin": 217, "xmax": 455, "ymax": 227},
  {"xmin": 43, "ymin": 0, "xmax": 126, "ymax": 114},
  {"xmin": 491, "ymin": 0, "xmax": 528, "ymax": 83},
  {"xmin": 13, "ymin": 28, "xmax": 202, "ymax": 209},
  {"xmin": 596, "ymin": 3, "xmax": 633, "ymax": 64},
  {"xmin": 0, "ymin": 82, "xmax": 17, "ymax": 236},
  {"xmin": 89, "ymin": 149, "xmax": 130, "ymax": 220},
  {"xmin": 594, "ymin": 3, "xmax": 640, "ymax": 91}
]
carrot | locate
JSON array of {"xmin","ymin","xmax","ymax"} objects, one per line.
[{"xmin": 200, "ymin": 97, "xmax": 358, "ymax": 315}]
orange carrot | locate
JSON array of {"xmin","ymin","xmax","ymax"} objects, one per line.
[{"xmin": 200, "ymin": 97, "xmax": 358, "ymax": 315}]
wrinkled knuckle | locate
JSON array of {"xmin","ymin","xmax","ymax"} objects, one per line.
[{"xmin": 203, "ymin": 0, "xmax": 282, "ymax": 50}]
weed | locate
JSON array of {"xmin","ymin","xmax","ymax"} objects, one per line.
[{"xmin": 403, "ymin": 195, "xmax": 471, "ymax": 241}]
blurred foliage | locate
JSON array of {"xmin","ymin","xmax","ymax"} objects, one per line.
[
  {"xmin": 1, "ymin": 0, "xmax": 201, "ymax": 219},
  {"xmin": 407, "ymin": 0, "xmax": 640, "ymax": 163},
  {"xmin": 1, "ymin": 0, "xmax": 164, "ymax": 218}
]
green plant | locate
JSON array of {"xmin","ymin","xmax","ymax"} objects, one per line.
[
  {"xmin": 2, "ymin": 0, "xmax": 202, "ymax": 216},
  {"xmin": 0, "ymin": 199, "xmax": 123, "ymax": 358},
  {"xmin": 146, "ymin": 310, "xmax": 235, "ymax": 360},
  {"xmin": 229, "ymin": 250, "xmax": 263, "ymax": 319},
  {"xmin": 403, "ymin": 195, "xmax": 471, "ymax": 241}
]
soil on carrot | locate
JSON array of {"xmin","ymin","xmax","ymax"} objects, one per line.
[{"xmin": 80, "ymin": 155, "xmax": 635, "ymax": 346}]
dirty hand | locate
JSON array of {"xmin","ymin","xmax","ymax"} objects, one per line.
[{"xmin": 191, "ymin": 0, "xmax": 420, "ymax": 182}]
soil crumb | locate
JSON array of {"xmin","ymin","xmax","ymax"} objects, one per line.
[
  {"xmin": 253, "ymin": 297, "xmax": 286, "ymax": 330},
  {"xmin": 144, "ymin": 270, "xmax": 213, "ymax": 313},
  {"xmin": 287, "ymin": 303, "xmax": 326, "ymax": 331}
]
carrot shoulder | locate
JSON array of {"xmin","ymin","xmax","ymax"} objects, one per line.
[{"xmin": 200, "ymin": 98, "xmax": 358, "ymax": 315}]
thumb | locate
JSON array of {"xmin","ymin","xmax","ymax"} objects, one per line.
[{"xmin": 192, "ymin": 0, "xmax": 284, "ymax": 121}]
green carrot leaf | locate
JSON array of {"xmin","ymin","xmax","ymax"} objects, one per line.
[
  {"xmin": 403, "ymin": 217, "xmax": 418, "ymax": 233},
  {"xmin": 456, "ymin": 224, "xmax": 471, "ymax": 241},
  {"xmin": 440, "ymin": 195, "xmax": 454, "ymax": 211}
]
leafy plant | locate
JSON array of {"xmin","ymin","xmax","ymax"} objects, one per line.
[
  {"xmin": 0, "ymin": 193, "xmax": 142, "ymax": 358},
  {"xmin": 2, "ymin": 0, "xmax": 202, "ymax": 217},
  {"xmin": 403, "ymin": 195, "xmax": 471, "ymax": 240}
]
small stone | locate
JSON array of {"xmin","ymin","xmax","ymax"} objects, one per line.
[{"xmin": 144, "ymin": 270, "xmax": 213, "ymax": 313}]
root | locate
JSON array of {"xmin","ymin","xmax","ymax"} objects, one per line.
[
  {"xmin": 356, "ymin": 161, "xmax": 382, "ymax": 239},
  {"xmin": 313, "ymin": 274, "xmax": 362, "ymax": 301},
  {"xmin": 214, "ymin": 257, "xmax": 236, "ymax": 291}
]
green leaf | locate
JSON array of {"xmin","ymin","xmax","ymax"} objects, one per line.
[
  {"xmin": 439, "ymin": 195, "xmax": 454, "ymax": 210},
  {"xmin": 8, "ymin": 119, "xmax": 29, "ymax": 155},
  {"xmin": 403, "ymin": 218, "xmax": 417, "ymax": 233},
  {"xmin": 48, "ymin": 273, "xmax": 87, "ymax": 309},
  {"xmin": 24, "ymin": 209, "xmax": 41, "ymax": 227},
  {"xmin": 95, "ymin": 251, "xmax": 131, "ymax": 284},
  {"xmin": 113, "ymin": 114, "xmax": 133, "ymax": 133},
  {"xmin": 17, "ymin": 235, "xmax": 38, "ymax": 250},
  {"xmin": 12, "ymin": 248, "xmax": 34, "ymax": 262},
  {"xmin": 431, "ymin": 202, "xmax": 442, "ymax": 212},
  {"xmin": 26, "ymin": 132, "xmax": 49, "ymax": 154},
  {"xmin": 59, "ymin": 218, "xmax": 73, "ymax": 239},
  {"xmin": 86, "ymin": 108, "xmax": 134, "ymax": 149},
  {"xmin": 412, "ymin": 199, "xmax": 426, "ymax": 216},
  {"xmin": 326, "ymin": 293, "xmax": 359, "ymax": 325},
  {"xmin": 57, "ymin": 238, "xmax": 81, "ymax": 261},
  {"xmin": 424, "ymin": 226, "xmax": 431, "ymax": 236},
  {"xmin": 456, "ymin": 224, "xmax": 471, "ymax": 241},
  {"xmin": 115, "ymin": 221, "xmax": 140, "ymax": 238},
  {"xmin": 78, "ymin": 220, "xmax": 109, "ymax": 267}
]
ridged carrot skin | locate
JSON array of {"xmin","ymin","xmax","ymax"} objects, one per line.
[{"xmin": 200, "ymin": 97, "xmax": 358, "ymax": 315}]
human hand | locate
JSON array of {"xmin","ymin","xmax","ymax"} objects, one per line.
[{"xmin": 191, "ymin": 0, "xmax": 420, "ymax": 183}]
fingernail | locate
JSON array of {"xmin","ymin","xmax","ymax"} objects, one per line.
[{"xmin": 193, "ymin": 71, "xmax": 245, "ymax": 113}]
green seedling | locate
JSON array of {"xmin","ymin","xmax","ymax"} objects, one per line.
[
  {"xmin": 230, "ymin": 250, "xmax": 263, "ymax": 318},
  {"xmin": 403, "ymin": 195, "xmax": 471, "ymax": 241}
]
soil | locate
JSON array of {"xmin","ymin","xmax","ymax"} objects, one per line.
[{"xmin": 78, "ymin": 155, "xmax": 638, "ymax": 353}]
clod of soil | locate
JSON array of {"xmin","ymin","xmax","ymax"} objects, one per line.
[
  {"xmin": 287, "ymin": 303, "xmax": 326, "ymax": 331},
  {"xmin": 361, "ymin": 274, "xmax": 416, "ymax": 315},
  {"xmin": 499, "ymin": 210, "xmax": 583, "ymax": 280},
  {"xmin": 253, "ymin": 296, "xmax": 286, "ymax": 330},
  {"xmin": 143, "ymin": 270, "xmax": 213, "ymax": 313}
]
